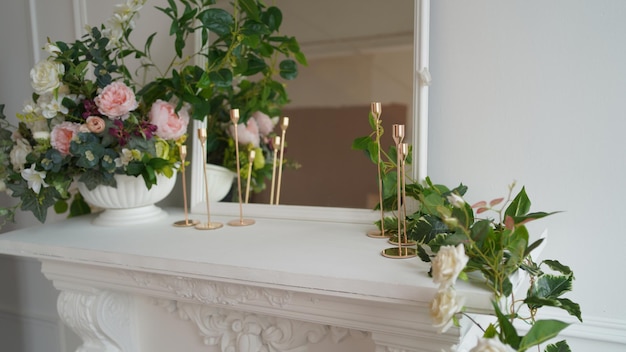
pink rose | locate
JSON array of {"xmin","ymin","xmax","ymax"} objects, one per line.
[
  {"xmin": 50, "ymin": 122, "xmax": 81, "ymax": 155},
  {"xmin": 148, "ymin": 100, "xmax": 189, "ymax": 140},
  {"xmin": 85, "ymin": 116, "xmax": 106, "ymax": 133},
  {"xmin": 252, "ymin": 111, "xmax": 276, "ymax": 137},
  {"xmin": 94, "ymin": 81, "xmax": 138, "ymax": 119},
  {"xmin": 229, "ymin": 118, "xmax": 260, "ymax": 147}
]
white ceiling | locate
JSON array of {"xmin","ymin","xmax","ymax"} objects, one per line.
[{"xmin": 273, "ymin": 0, "xmax": 414, "ymax": 58}]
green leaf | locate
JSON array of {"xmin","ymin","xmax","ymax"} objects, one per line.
[
  {"xmin": 531, "ymin": 274, "xmax": 573, "ymax": 300},
  {"xmin": 543, "ymin": 259, "xmax": 573, "ymax": 276},
  {"xmin": 279, "ymin": 59, "xmax": 298, "ymax": 80},
  {"xmin": 69, "ymin": 193, "xmax": 91, "ymax": 218},
  {"xmin": 545, "ymin": 340, "xmax": 571, "ymax": 352},
  {"xmin": 237, "ymin": 0, "xmax": 261, "ymax": 22},
  {"xmin": 505, "ymin": 186, "xmax": 531, "ymax": 219},
  {"xmin": 199, "ymin": 8, "xmax": 233, "ymax": 36},
  {"xmin": 352, "ymin": 136, "xmax": 372, "ymax": 151},
  {"xmin": 54, "ymin": 200, "xmax": 68, "ymax": 214},
  {"xmin": 263, "ymin": 6, "xmax": 283, "ymax": 32},
  {"xmin": 518, "ymin": 320, "xmax": 570, "ymax": 351},
  {"xmin": 492, "ymin": 301, "xmax": 520, "ymax": 349}
]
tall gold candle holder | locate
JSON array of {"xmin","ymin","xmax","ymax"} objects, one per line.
[
  {"xmin": 269, "ymin": 135, "xmax": 281, "ymax": 205},
  {"xmin": 245, "ymin": 149, "xmax": 256, "ymax": 204},
  {"xmin": 173, "ymin": 145, "xmax": 199, "ymax": 227},
  {"xmin": 228, "ymin": 109, "xmax": 255, "ymax": 226},
  {"xmin": 366, "ymin": 102, "xmax": 390, "ymax": 239},
  {"xmin": 195, "ymin": 128, "xmax": 223, "ymax": 230},
  {"xmin": 382, "ymin": 126, "xmax": 416, "ymax": 259},
  {"xmin": 275, "ymin": 117, "xmax": 289, "ymax": 205}
]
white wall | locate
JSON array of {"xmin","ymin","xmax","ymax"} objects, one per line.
[{"xmin": 428, "ymin": 0, "xmax": 626, "ymax": 349}]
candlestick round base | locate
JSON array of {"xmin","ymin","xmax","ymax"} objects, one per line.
[
  {"xmin": 388, "ymin": 235, "xmax": 417, "ymax": 247},
  {"xmin": 381, "ymin": 247, "xmax": 417, "ymax": 259},
  {"xmin": 173, "ymin": 219, "xmax": 200, "ymax": 227},
  {"xmin": 366, "ymin": 229, "xmax": 391, "ymax": 238},
  {"xmin": 195, "ymin": 222, "xmax": 223, "ymax": 230},
  {"xmin": 228, "ymin": 218, "xmax": 255, "ymax": 227}
]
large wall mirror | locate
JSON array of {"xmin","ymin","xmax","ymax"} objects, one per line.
[{"xmin": 190, "ymin": 0, "xmax": 430, "ymax": 221}]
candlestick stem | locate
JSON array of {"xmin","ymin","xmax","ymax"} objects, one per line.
[
  {"xmin": 173, "ymin": 144, "xmax": 198, "ymax": 227},
  {"xmin": 227, "ymin": 110, "xmax": 254, "ymax": 226},
  {"xmin": 275, "ymin": 117, "xmax": 289, "ymax": 205},
  {"xmin": 195, "ymin": 128, "xmax": 223, "ymax": 230}
]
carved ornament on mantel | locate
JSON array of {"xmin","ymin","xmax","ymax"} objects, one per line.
[
  {"xmin": 126, "ymin": 270, "xmax": 293, "ymax": 307},
  {"xmin": 155, "ymin": 298, "xmax": 370, "ymax": 352}
]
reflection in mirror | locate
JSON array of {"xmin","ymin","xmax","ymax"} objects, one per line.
[
  {"xmin": 190, "ymin": 0, "xmax": 428, "ymax": 218},
  {"xmin": 251, "ymin": 1, "xmax": 415, "ymax": 209}
]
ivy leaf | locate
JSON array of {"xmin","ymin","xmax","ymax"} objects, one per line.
[
  {"xmin": 69, "ymin": 192, "xmax": 91, "ymax": 218},
  {"xmin": 545, "ymin": 340, "xmax": 571, "ymax": 352},
  {"xmin": 518, "ymin": 320, "xmax": 570, "ymax": 351},
  {"xmin": 530, "ymin": 274, "xmax": 573, "ymax": 301}
]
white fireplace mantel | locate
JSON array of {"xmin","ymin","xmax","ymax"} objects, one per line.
[{"xmin": 0, "ymin": 207, "xmax": 493, "ymax": 352}]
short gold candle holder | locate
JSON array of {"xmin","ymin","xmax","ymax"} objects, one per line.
[
  {"xmin": 366, "ymin": 102, "xmax": 390, "ymax": 239},
  {"xmin": 228, "ymin": 109, "xmax": 255, "ymax": 227},
  {"xmin": 195, "ymin": 128, "xmax": 223, "ymax": 231},
  {"xmin": 173, "ymin": 144, "xmax": 199, "ymax": 227}
]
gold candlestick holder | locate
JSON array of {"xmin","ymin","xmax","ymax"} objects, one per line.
[
  {"xmin": 195, "ymin": 128, "xmax": 223, "ymax": 230},
  {"xmin": 366, "ymin": 102, "xmax": 390, "ymax": 239},
  {"xmin": 382, "ymin": 127, "xmax": 416, "ymax": 259},
  {"xmin": 269, "ymin": 135, "xmax": 281, "ymax": 205},
  {"xmin": 173, "ymin": 144, "xmax": 199, "ymax": 227},
  {"xmin": 275, "ymin": 116, "xmax": 289, "ymax": 205},
  {"xmin": 228, "ymin": 109, "xmax": 255, "ymax": 227},
  {"xmin": 387, "ymin": 142, "xmax": 417, "ymax": 249},
  {"xmin": 245, "ymin": 149, "xmax": 256, "ymax": 204}
]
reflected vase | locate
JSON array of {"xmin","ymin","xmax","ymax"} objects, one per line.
[
  {"xmin": 205, "ymin": 163, "xmax": 236, "ymax": 202},
  {"xmin": 77, "ymin": 172, "xmax": 177, "ymax": 226}
]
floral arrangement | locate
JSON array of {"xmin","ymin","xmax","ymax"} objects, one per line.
[
  {"xmin": 353, "ymin": 114, "xmax": 582, "ymax": 351},
  {"xmin": 420, "ymin": 180, "xmax": 581, "ymax": 351},
  {"xmin": 0, "ymin": 0, "xmax": 305, "ymax": 225}
]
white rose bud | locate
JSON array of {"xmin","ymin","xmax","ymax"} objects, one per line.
[
  {"xmin": 431, "ymin": 244, "xmax": 469, "ymax": 288},
  {"xmin": 430, "ymin": 286, "xmax": 464, "ymax": 333}
]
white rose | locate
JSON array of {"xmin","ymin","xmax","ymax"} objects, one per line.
[
  {"xmin": 432, "ymin": 244, "xmax": 469, "ymax": 288},
  {"xmin": 430, "ymin": 287, "xmax": 464, "ymax": 333},
  {"xmin": 469, "ymin": 337, "xmax": 516, "ymax": 352},
  {"xmin": 10, "ymin": 137, "xmax": 33, "ymax": 172},
  {"xmin": 30, "ymin": 59, "xmax": 64, "ymax": 95}
]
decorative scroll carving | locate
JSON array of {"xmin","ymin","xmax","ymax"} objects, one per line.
[
  {"xmin": 177, "ymin": 302, "xmax": 328, "ymax": 352},
  {"xmin": 57, "ymin": 290, "xmax": 134, "ymax": 352},
  {"xmin": 126, "ymin": 271, "xmax": 293, "ymax": 307}
]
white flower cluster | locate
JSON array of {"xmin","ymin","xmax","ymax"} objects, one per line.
[
  {"xmin": 102, "ymin": 0, "xmax": 147, "ymax": 48},
  {"xmin": 429, "ymin": 244, "xmax": 468, "ymax": 333}
]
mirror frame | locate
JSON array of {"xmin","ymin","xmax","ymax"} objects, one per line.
[{"xmin": 189, "ymin": 0, "xmax": 430, "ymax": 223}]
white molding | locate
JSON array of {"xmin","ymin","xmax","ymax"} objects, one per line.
[{"xmin": 28, "ymin": 0, "xmax": 40, "ymax": 63}]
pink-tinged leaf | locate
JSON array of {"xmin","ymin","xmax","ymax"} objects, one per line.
[
  {"xmin": 476, "ymin": 207, "xmax": 489, "ymax": 214},
  {"xmin": 471, "ymin": 201, "xmax": 487, "ymax": 209},
  {"xmin": 504, "ymin": 215, "xmax": 515, "ymax": 230},
  {"xmin": 490, "ymin": 197, "xmax": 504, "ymax": 206}
]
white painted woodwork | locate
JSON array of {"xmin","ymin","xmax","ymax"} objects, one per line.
[{"xmin": 0, "ymin": 208, "xmax": 494, "ymax": 352}]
